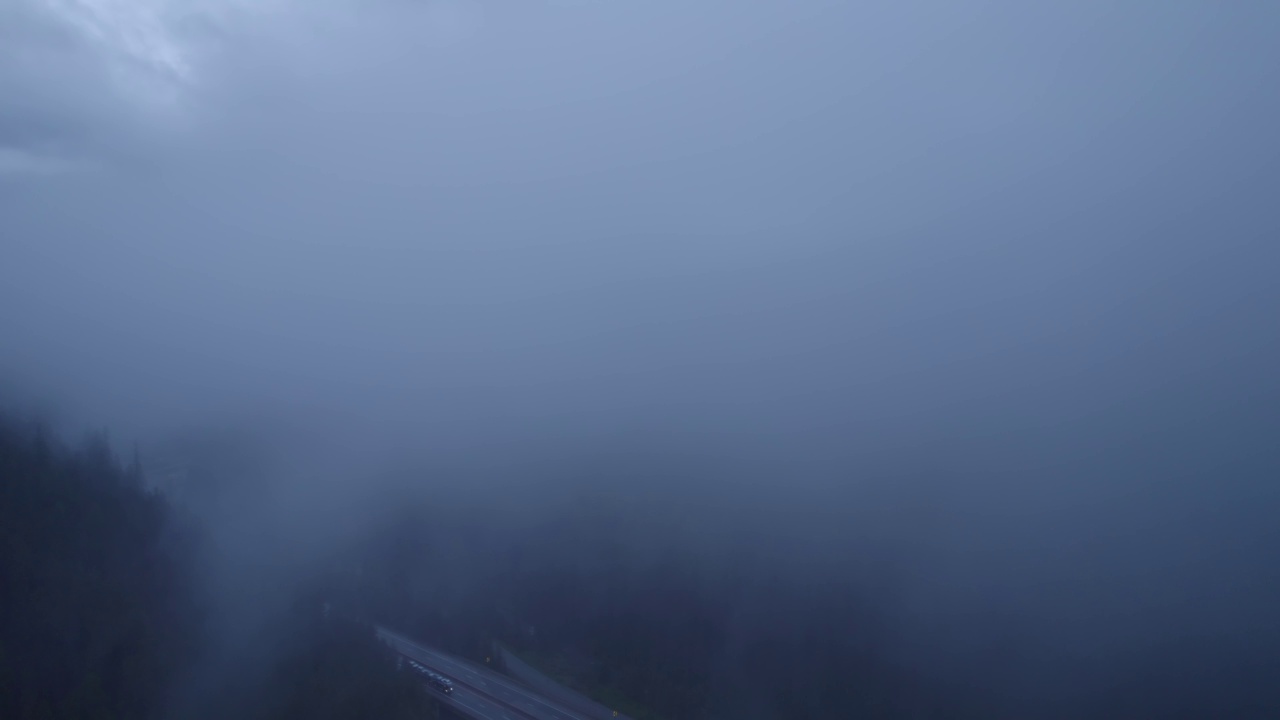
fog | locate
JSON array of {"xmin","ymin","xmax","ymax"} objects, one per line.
[{"xmin": 3, "ymin": 1, "xmax": 1280, "ymax": 716}]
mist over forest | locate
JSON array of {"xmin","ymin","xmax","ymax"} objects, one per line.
[{"xmin": 3, "ymin": 1, "xmax": 1280, "ymax": 718}]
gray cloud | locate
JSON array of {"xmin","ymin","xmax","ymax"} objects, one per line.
[
  {"xmin": 0, "ymin": 146, "xmax": 88, "ymax": 176},
  {"xmin": 8, "ymin": 2, "xmax": 1278, "ymax": 428}
]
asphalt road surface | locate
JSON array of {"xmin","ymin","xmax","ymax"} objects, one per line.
[
  {"xmin": 436, "ymin": 684, "xmax": 517, "ymax": 720},
  {"xmin": 378, "ymin": 627, "xmax": 594, "ymax": 720}
]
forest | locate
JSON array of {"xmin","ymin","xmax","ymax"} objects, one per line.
[
  {"xmin": 323, "ymin": 462, "xmax": 1279, "ymax": 720},
  {"xmin": 0, "ymin": 415, "xmax": 437, "ymax": 720},
  {"xmin": 5, "ymin": 409, "xmax": 1277, "ymax": 719}
]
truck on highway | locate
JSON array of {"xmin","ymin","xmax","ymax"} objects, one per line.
[{"xmin": 406, "ymin": 659, "xmax": 455, "ymax": 694}]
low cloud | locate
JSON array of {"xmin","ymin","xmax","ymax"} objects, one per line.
[{"xmin": 0, "ymin": 146, "xmax": 87, "ymax": 176}]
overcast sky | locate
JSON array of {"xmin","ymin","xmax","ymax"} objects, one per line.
[
  {"xmin": 3, "ymin": 0, "xmax": 1280, "ymax": 660},
  {"xmin": 4, "ymin": 0, "xmax": 1275, "ymax": 435}
]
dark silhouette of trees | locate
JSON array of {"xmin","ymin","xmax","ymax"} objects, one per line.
[
  {"xmin": 0, "ymin": 415, "xmax": 437, "ymax": 720},
  {"xmin": 0, "ymin": 417, "xmax": 200, "ymax": 719}
]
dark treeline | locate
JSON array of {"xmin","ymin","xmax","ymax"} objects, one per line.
[
  {"xmin": 324, "ymin": 466, "xmax": 1279, "ymax": 720},
  {"xmin": 0, "ymin": 419, "xmax": 199, "ymax": 720},
  {"xmin": 5, "ymin": 409, "xmax": 1275, "ymax": 719},
  {"xmin": 0, "ymin": 415, "xmax": 436, "ymax": 720},
  {"xmin": 326, "ymin": 489, "xmax": 995, "ymax": 719}
]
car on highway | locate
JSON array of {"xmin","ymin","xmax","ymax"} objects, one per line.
[{"xmin": 406, "ymin": 659, "xmax": 455, "ymax": 694}]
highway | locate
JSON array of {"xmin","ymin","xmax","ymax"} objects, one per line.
[
  {"xmin": 427, "ymin": 682, "xmax": 517, "ymax": 720},
  {"xmin": 378, "ymin": 627, "xmax": 594, "ymax": 720}
]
